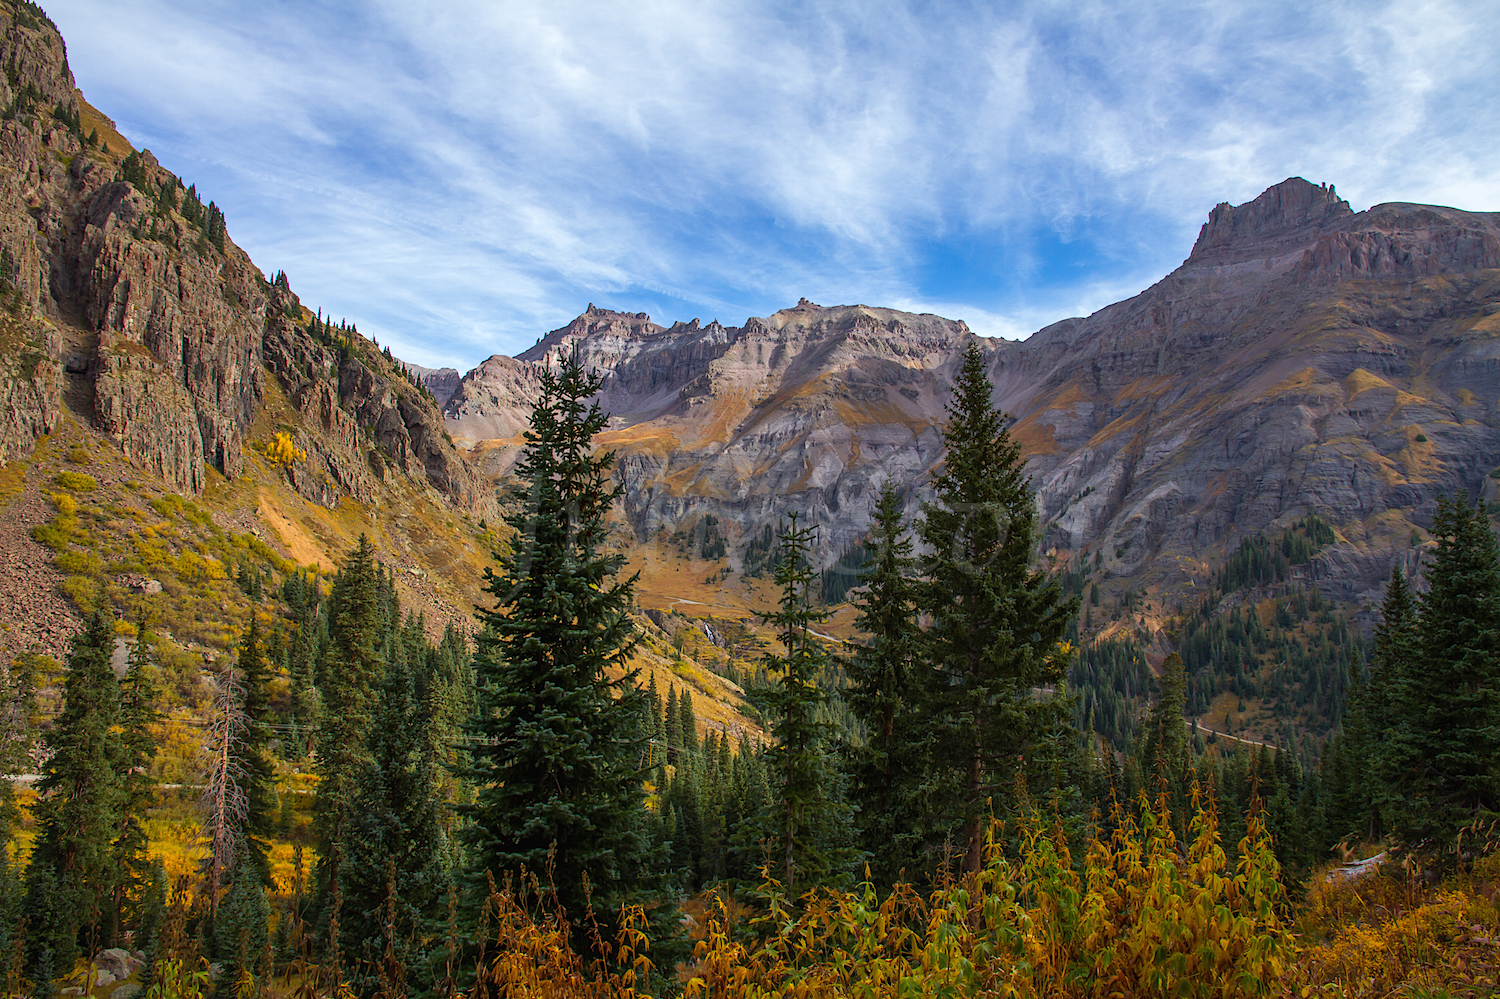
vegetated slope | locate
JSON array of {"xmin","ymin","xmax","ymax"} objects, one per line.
[{"xmin": 450, "ymin": 179, "xmax": 1500, "ymax": 619}]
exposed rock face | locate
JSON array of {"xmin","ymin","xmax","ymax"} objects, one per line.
[
  {"xmin": 402, "ymin": 362, "xmax": 462, "ymax": 408},
  {"xmin": 260, "ymin": 288, "xmax": 483, "ymax": 509},
  {"xmin": 1005, "ymin": 180, "xmax": 1500, "ymax": 605},
  {"xmin": 0, "ymin": 6, "xmax": 480, "ymax": 512},
  {"xmin": 78, "ymin": 170, "xmax": 268, "ymax": 493},
  {"xmin": 0, "ymin": 11, "xmax": 263, "ymax": 493},
  {"xmin": 450, "ymin": 182, "xmax": 1500, "ymax": 608},
  {"xmin": 0, "ymin": 313, "xmax": 62, "ymax": 463},
  {"xmin": 448, "ymin": 300, "xmax": 969, "ymax": 554}
]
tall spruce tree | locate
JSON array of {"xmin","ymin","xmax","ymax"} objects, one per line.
[
  {"xmin": 1390, "ymin": 497, "xmax": 1500, "ymax": 850},
  {"xmin": 341, "ymin": 650, "xmax": 450, "ymax": 995},
  {"xmin": 846, "ymin": 482, "xmax": 923, "ymax": 885},
  {"xmin": 916, "ymin": 343, "xmax": 1077, "ymax": 873},
  {"xmin": 112, "ymin": 620, "xmax": 161, "ymax": 944},
  {"xmin": 1326, "ymin": 564, "xmax": 1418, "ymax": 844},
  {"xmin": 1367, "ymin": 565, "xmax": 1419, "ymax": 836},
  {"xmin": 749, "ymin": 514, "xmax": 851, "ymax": 891},
  {"xmin": 315, "ymin": 537, "xmax": 386, "ymax": 900},
  {"xmin": 462, "ymin": 347, "xmax": 656, "ymax": 926},
  {"xmin": 26, "ymin": 613, "xmax": 125, "ymax": 981},
  {"xmin": 1142, "ymin": 652, "xmax": 1188, "ymax": 790}
]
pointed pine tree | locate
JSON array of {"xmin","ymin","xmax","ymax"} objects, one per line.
[
  {"xmin": 916, "ymin": 342, "xmax": 1078, "ymax": 874},
  {"xmin": 1141, "ymin": 652, "xmax": 1188, "ymax": 791},
  {"xmin": 25, "ymin": 613, "xmax": 125, "ymax": 981},
  {"xmin": 846, "ymin": 481, "xmax": 923, "ymax": 885},
  {"xmin": 749, "ymin": 513, "xmax": 851, "ymax": 892},
  {"xmin": 1391, "ymin": 497, "xmax": 1500, "ymax": 851},
  {"xmin": 111, "ymin": 619, "xmax": 161, "ymax": 945},
  {"xmin": 341, "ymin": 650, "xmax": 450, "ymax": 995},
  {"xmin": 315, "ymin": 537, "xmax": 386, "ymax": 899},
  {"xmin": 1367, "ymin": 564, "xmax": 1419, "ymax": 837},
  {"xmin": 236, "ymin": 614, "xmax": 277, "ymax": 883},
  {"xmin": 1325, "ymin": 564, "xmax": 1417, "ymax": 844},
  {"xmin": 462, "ymin": 347, "xmax": 656, "ymax": 927}
]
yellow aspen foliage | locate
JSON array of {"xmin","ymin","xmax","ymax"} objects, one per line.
[{"xmin": 263, "ymin": 431, "xmax": 307, "ymax": 467}]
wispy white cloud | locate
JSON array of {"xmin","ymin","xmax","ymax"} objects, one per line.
[{"xmin": 47, "ymin": 0, "xmax": 1500, "ymax": 369}]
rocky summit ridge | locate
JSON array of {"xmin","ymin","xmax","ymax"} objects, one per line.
[{"xmin": 449, "ymin": 178, "xmax": 1500, "ymax": 610}]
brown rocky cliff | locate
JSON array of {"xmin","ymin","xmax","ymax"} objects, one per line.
[
  {"xmin": 402, "ymin": 362, "xmax": 462, "ymax": 407},
  {"xmin": 989, "ymin": 179, "xmax": 1500, "ymax": 603},
  {"xmin": 0, "ymin": 5, "xmax": 265, "ymax": 493},
  {"xmin": 258, "ymin": 284, "xmax": 483, "ymax": 509},
  {"xmin": 0, "ymin": 3, "xmax": 479, "ymax": 513}
]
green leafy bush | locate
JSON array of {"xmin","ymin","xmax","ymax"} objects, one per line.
[{"xmin": 54, "ymin": 470, "xmax": 97, "ymax": 492}]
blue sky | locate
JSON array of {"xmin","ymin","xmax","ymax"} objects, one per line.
[{"xmin": 48, "ymin": 0, "xmax": 1500, "ymax": 370}]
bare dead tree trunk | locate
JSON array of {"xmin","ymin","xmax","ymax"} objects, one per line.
[{"xmin": 200, "ymin": 668, "xmax": 250, "ymax": 919}]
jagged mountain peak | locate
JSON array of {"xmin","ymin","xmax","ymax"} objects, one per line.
[
  {"xmin": 446, "ymin": 182, "xmax": 1500, "ymax": 615},
  {"xmin": 517, "ymin": 304, "xmax": 665, "ymax": 361},
  {"xmin": 1187, "ymin": 177, "xmax": 1353, "ymax": 267}
]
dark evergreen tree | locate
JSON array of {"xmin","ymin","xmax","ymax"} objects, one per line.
[
  {"xmin": 462, "ymin": 348, "xmax": 657, "ymax": 927},
  {"xmin": 111, "ymin": 620, "xmax": 161, "ymax": 944},
  {"xmin": 1389, "ymin": 497, "xmax": 1500, "ymax": 850},
  {"xmin": 26, "ymin": 614, "xmax": 125, "ymax": 981},
  {"xmin": 916, "ymin": 343, "xmax": 1078, "ymax": 874},
  {"xmin": 845, "ymin": 481, "xmax": 923, "ymax": 885},
  {"xmin": 214, "ymin": 849, "xmax": 269, "ymax": 991},
  {"xmin": 315, "ymin": 537, "xmax": 386, "ymax": 897},
  {"xmin": 341, "ymin": 650, "xmax": 451, "ymax": 995},
  {"xmin": 1139, "ymin": 652, "xmax": 1190, "ymax": 838},
  {"xmin": 1142, "ymin": 653, "xmax": 1188, "ymax": 790},
  {"xmin": 1325, "ymin": 565, "xmax": 1418, "ymax": 844},
  {"xmin": 680, "ymin": 689, "xmax": 699, "ymax": 756},
  {"xmin": 748, "ymin": 514, "xmax": 852, "ymax": 891},
  {"xmin": 236, "ymin": 615, "xmax": 277, "ymax": 883}
]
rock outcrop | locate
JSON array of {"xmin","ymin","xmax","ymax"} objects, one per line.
[
  {"xmin": 402, "ymin": 362, "xmax": 462, "ymax": 408},
  {"xmin": 448, "ymin": 300, "xmax": 969, "ymax": 554}
]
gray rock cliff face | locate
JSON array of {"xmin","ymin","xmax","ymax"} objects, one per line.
[
  {"xmin": 402, "ymin": 362, "xmax": 462, "ymax": 408},
  {"xmin": 995, "ymin": 180, "xmax": 1500, "ymax": 604},
  {"xmin": 447, "ymin": 300, "xmax": 970, "ymax": 558},
  {"xmin": 448, "ymin": 181, "xmax": 1500, "ymax": 608}
]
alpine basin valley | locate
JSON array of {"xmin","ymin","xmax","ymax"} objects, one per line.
[{"xmin": 2, "ymin": 2, "xmax": 1499, "ymax": 996}]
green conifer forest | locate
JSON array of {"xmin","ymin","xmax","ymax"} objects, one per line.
[{"xmin": 2, "ymin": 346, "xmax": 1498, "ymax": 999}]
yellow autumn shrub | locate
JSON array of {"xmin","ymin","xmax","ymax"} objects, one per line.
[
  {"xmin": 678, "ymin": 785, "xmax": 1291, "ymax": 999},
  {"xmin": 54, "ymin": 469, "xmax": 97, "ymax": 491},
  {"xmin": 264, "ymin": 430, "xmax": 307, "ymax": 467}
]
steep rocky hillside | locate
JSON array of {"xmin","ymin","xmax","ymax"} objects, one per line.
[
  {"xmin": 0, "ymin": 2, "xmax": 494, "ymax": 666},
  {"xmin": 449, "ymin": 180, "xmax": 1500, "ymax": 618}
]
